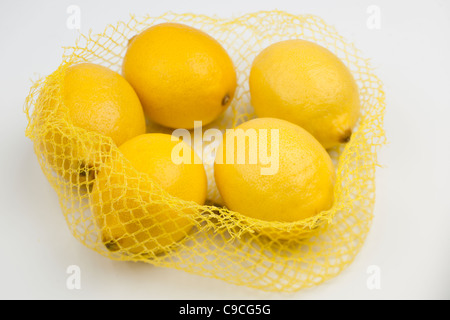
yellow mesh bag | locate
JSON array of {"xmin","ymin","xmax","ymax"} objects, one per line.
[{"xmin": 24, "ymin": 11, "xmax": 386, "ymax": 292}]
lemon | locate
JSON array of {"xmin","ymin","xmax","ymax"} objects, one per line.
[
  {"xmin": 43, "ymin": 63, "xmax": 146, "ymax": 183},
  {"xmin": 122, "ymin": 22, "xmax": 237, "ymax": 129},
  {"xmin": 214, "ymin": 118, "xmax": 335, "ymax": 226},
  {"xmin": 64, "ymin": 63, "xmax": 146, "ymax": 146},
  {"xmin": 91, "ymin": 133, "xmax": 207, "ymax": 256},
  {"xmin": 249, "ymin": 40, "xmax": 361, "ymax": 149}
]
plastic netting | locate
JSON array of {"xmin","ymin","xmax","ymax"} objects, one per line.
[{"xmin": 24, "ymin": 11, "xmax": 385, "ymax": 292}]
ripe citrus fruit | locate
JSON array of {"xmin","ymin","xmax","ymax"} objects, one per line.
[
  {"xmin": 64, "ymin": 63, "xmax": 146, "ymax": 146},
  {"xmin": 91, "ymin": 133, "xmax": 207, "ymax": 256},
  {"xmin": 249, "ymin": 39, "xmax": 361, "ymax": 149},
  {"xmin": 43, "ymin": 63, "xmax": 146, "ymax": 183},
  {"xmin": 122, "ymin": 22, "xmax": 237, "ymax": 129},
  {"xmin": 214, "ymin": 118, "xmax": 335, "ymax": 226}
]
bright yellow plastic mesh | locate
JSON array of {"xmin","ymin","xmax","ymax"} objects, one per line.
[{"xmin": 24, "ymin": 11, "xmax": 385, "ymax": 292}]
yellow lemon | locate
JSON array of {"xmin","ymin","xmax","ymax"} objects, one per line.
[
  {"xmin": 214, "ymin": 118, "xmax": 335, "ymax": 227},
  {"xmin": 122, "ymin": 22, "xmax": 237, "ymax": 129},
  {"xmin": 64, "ymin": 63, "xmax": 146, "ymax": 146},
  {"xmin": 249, "ymin": 40, "xmax": 361, "ymax": 149},
  {"xmin": 91, "ymin": 133, "xmax": 207, "ymax": 257},
  {"xmin": 43, "ymin": 63, "xmax": 146, "ymax": 184}
]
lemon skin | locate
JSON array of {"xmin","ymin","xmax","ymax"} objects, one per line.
[
  {"xmin": 249, "ymin": 40, "xmax": 360, "ymax": 149},
  {"xmin": 214, "ymin": 118, "xmax": 336, "ymax": 231},
  {"xmin": 42, "ymin": 63, "xmax": 146, "ymax": 184},
  {"xmin": 123, "ymin": 23, "xmax": 237, "ymax": 129},
  {"xmin": 91, "ymin": 133, "xmax": 208, "ymax": 257}
]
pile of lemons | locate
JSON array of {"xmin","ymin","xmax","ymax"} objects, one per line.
[{"xmin": 59, "ymin": 23, "xmax": 360, "ymax": 256}]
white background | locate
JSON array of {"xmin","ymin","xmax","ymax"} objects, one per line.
[{"xmin": 1, "ymin": 0, "xmax": 449, "ymax": 300}]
